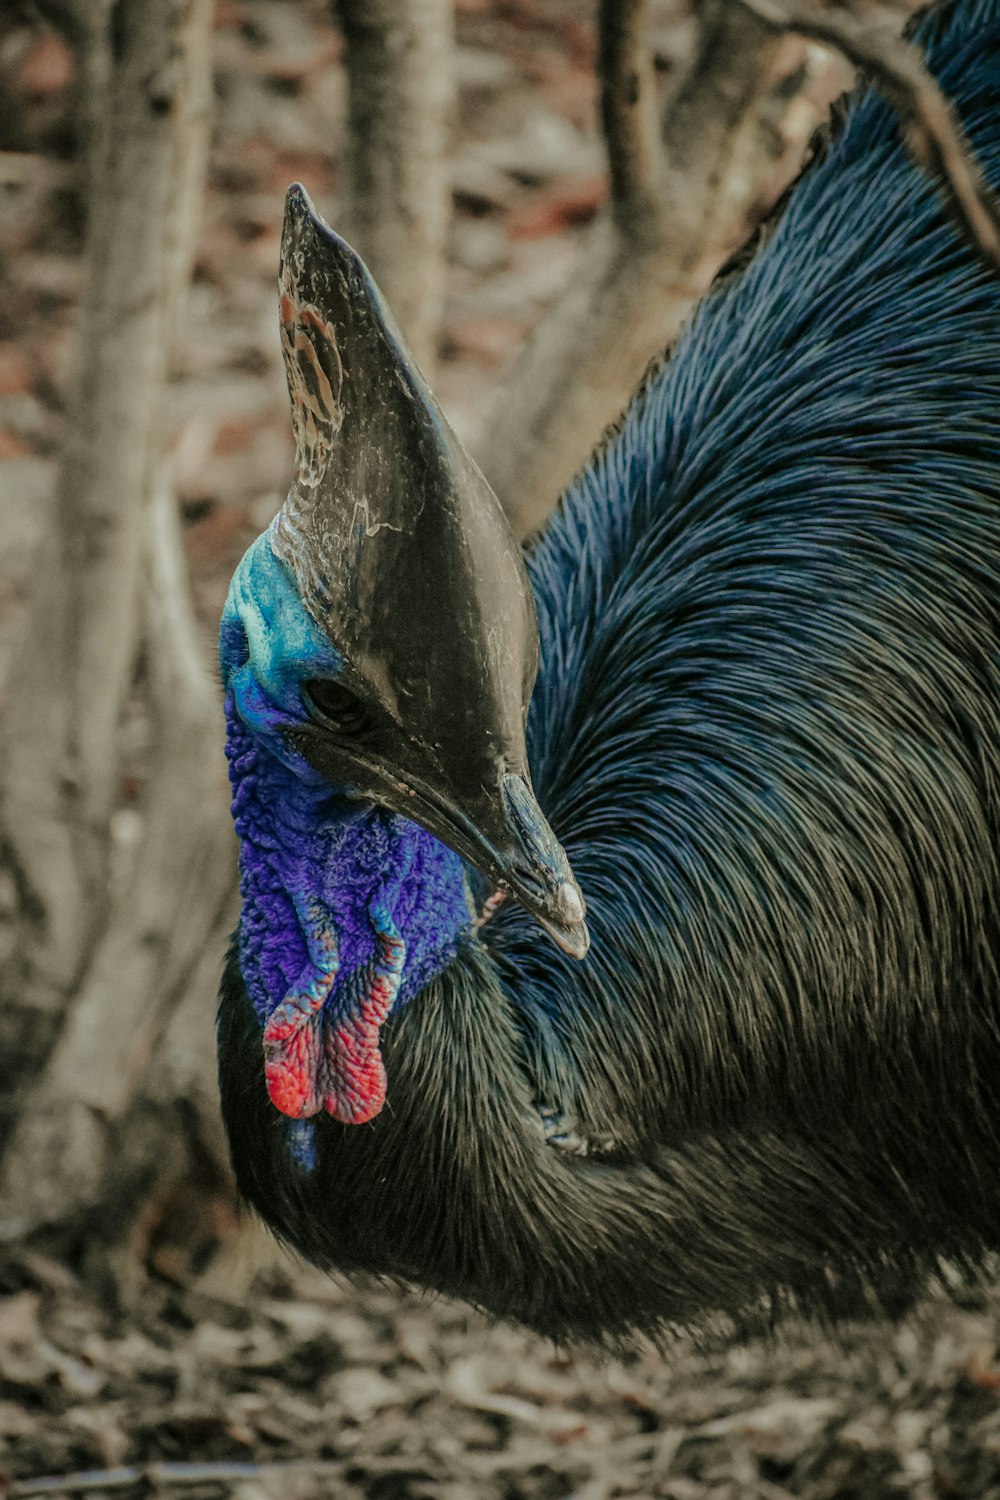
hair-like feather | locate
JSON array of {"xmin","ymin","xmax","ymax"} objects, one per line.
[{"xmin": 219, "ymin": 0, "xmax": 1000, "ymax": 1344}]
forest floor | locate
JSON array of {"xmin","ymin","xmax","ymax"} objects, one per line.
[
  {"xmin": 2, "ymin": 1243, "xmax": 1000, "ymax": 1499},
  {"xmin": 4, "ymin": 0, "xmax": 1000, "ymax": 1495}
]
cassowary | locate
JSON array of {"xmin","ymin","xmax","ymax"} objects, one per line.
[{"xmin": 218, "ymin": 0, "xmax": 1000, "ymax": 1344}]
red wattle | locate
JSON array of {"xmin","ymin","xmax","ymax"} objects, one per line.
[{"xmin": 262, "ymin": 906, "xmax": 405, "ymax": 1127}]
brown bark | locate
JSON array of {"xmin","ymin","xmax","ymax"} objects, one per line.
[
  {"xmin": 332, "ymin": 0, "xmax": 454, "ymax": 370},
  {"xmin": 0, "ymin": 0, "xmax": 227, "ymax": 1238},
  {"xmin": 479, "ymin": 0, "xmax": 785, "ymax": 539},
  {"xmin": 733, "ymin": 0, "xmax": 1000, "ymax": 273},
  {"xmin": 599, "ymin": 0, "xmax": 664, "ymax": 239}
]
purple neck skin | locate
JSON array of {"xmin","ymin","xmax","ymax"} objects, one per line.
[{"xmin": 225, "ymin": 702, "xmax": 473, "ymax": 1142}]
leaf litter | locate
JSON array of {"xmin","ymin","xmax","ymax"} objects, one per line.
[{"xmin": 2, "ymin": 1244, "xmax": 1000, "ymax": 1497}]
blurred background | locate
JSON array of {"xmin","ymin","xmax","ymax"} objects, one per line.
[{"xmin": 3, "ymin": 0, "xmax": 1000, "ymax": 1494}]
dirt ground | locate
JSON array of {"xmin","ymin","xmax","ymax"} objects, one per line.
[
  {"xmin": 4, "ymin": 0, "xmax": 1000, "ymax": 1495},
  {"xmin": 3, "ymin": 1244, "xmax": 1000, "ymax": 1498}
]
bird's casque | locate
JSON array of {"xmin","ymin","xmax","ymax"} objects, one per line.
[{"xmin": 221, "ymin": 188, "xmax": 587, "ymax": 1133}]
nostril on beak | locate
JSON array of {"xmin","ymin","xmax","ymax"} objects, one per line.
[{"xmin": 506, "ymin": 862, "xmax": 545, "ymax": 901}]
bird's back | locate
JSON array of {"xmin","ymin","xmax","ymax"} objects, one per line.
[{"xmin": 500, "ymin": 0, "xmax": 1000, "ymax": 1149}]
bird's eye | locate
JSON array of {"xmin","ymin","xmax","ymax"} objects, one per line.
[{"xmin": 302, "ymin": 679, "xmax": 375, "ymax": 736}]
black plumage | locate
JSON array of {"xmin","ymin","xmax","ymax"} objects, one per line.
[{"xmin": 218, "ymin": 0, "xmax": 1000, "ymax": 1344}]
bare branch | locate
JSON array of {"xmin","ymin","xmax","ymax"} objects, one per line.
[
  {"xmin": 479, "ymin": 3, "xmax": 783, "ymax": 537},
  {"xmin": 656, "ymin": 0, "xmax": 786, "ymax": 249},
  {"xmin": 143, "ymin": 467, "xmax": 218, "ymax": 724},
  {"xmin": 0, "ymin": 0, "xmax": 217, "ymax": 1233},
  {"xmin": 598, "ymin": 0, "xmax": 663, "ymax": 236},
  {"xmin": 332, "ymin": 0, "xmax": 454, "ymax": 368},
  {"xmin": 732, "ymin": 0, "xmax": 1000, "ymax": 273},
  {"xmin": 2, "ymin": 0, "xmax": 213, "ymax": 907},
  {"xmin": 11, "ymin": 1458, "xmax": 350, "ymax": 1497},
  {"xmin": 0, "ymin": 474, "xmax": 235, "ymax": 1234},
  {"xmin": 33, "ymin": 0, "xmax": 114, "ymax": 191}
]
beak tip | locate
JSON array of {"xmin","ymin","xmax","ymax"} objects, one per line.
[
  {"xmin": 540, "ymin": 909, "xmax": 591, "ymax": 961},
  {"xmin": 568, "ymin": 920, "xmax": 591, "ymax": 961},
  {"xmin": 554, "ymin": 880, "xmax": 586, "ymax": 926}
]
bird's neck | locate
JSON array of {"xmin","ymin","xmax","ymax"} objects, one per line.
[{"xmin": 224, "ymin": 705, "xmax": 472, "ymax": 1143}]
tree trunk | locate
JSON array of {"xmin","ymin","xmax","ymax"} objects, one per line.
[
  {"xmin": 478, "ymin": 0, "xmax": 786, "ymax": 539},
  {"xmin": 331, "ymin": 0, "xmax": 454, "ymax": 371},
  {"xmin": 0, "ymin": 0, "xmax": 230, "ymax": 1243}
]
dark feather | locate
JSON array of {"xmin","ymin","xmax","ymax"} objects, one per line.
[{"xmin": 219, "ymin": 0, "xmax": 1000, "ymax": 1344}]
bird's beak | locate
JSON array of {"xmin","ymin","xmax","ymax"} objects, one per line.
[
  {"xmin": 270, "ymin": 184, "xmax": 590, "ymax": 960},
  {"xmin": 377, "ymin": 767, "xmax": 589, "ymax": 960},
  {"xmin": 492, "ymin": 771, "xmax": 589, "ymax": 959}
]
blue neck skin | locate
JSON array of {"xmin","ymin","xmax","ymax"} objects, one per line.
[{"xmin": 220, "ymin": 532, "xmax": 473, "ymax": 1160}]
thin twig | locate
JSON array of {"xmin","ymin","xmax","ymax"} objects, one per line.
[
  {"xmin": 731, "ymin": 0, "xmax": 1000, "ymax": 273},
  {"xmin": 9, "ymin": 1458, "xmax": 349, "ymax": 1497},
  {"xmin": 597, "ymin": 0, "xmax": 662, "ymax": 231}
]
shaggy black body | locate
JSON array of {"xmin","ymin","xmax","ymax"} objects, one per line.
[{"xmin": 219, "ymin": 0, "xmax": 1000, "ymax": 1344}]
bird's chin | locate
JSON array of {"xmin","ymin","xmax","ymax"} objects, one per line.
[
  {"xmin": 408, "ymin": 796, "xmax": 592, "ymax": 961},
  {"xmin": 287, "ymin": 735, "xmax": 592, "ymax": 960},
  {"xmin": 330, "ymin": 760, "xmax": 591, "ymax": 960}
]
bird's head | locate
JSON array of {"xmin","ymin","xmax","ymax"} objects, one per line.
[{"xmin": 221, "ymin": 184, "xmax": 588, "ymax": 963}]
